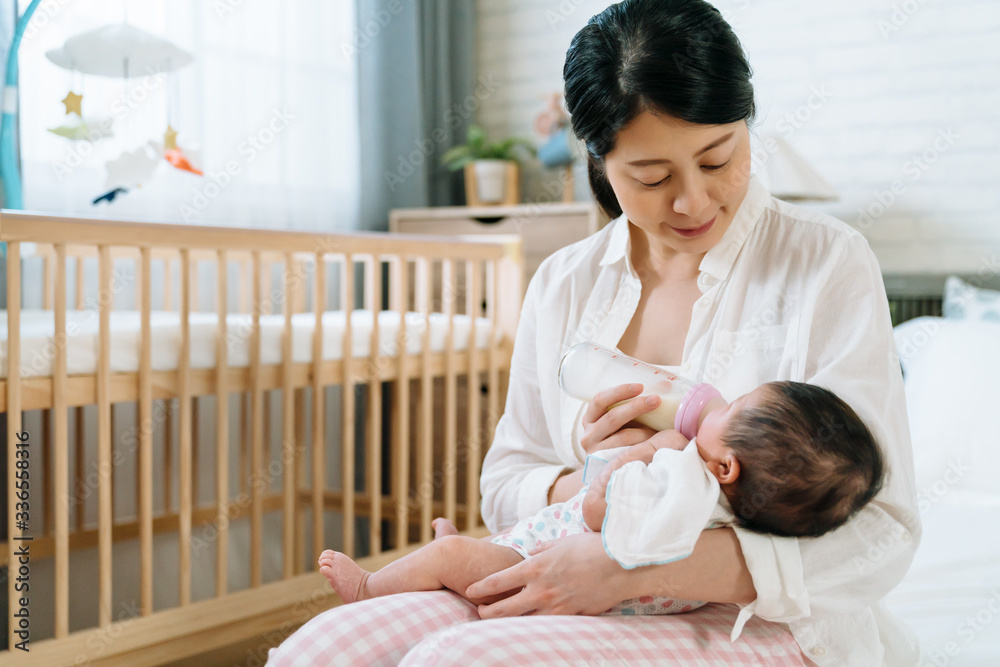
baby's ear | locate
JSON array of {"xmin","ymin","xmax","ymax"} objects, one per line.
[{"xmin": 714, "ymin": 454, "xmax": 740, "ymax": 485}]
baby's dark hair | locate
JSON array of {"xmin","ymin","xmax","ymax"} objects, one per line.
[{"xmin": 721, "ymin": 381, "xmax": 885, "ymax": 538}]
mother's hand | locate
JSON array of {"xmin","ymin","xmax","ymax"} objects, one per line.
[
  {"xmin": 579, "ymin": 383, "xmax": 660, "ymax": 456},
  {"xmin": 465, "ymin": 532, "xmax": 629, "ymax": 618}
]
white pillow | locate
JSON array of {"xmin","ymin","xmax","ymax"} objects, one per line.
[
  {"xmin": 943, "ymin": 275, "xmax": 1000, "ymax": 322},
  {"xmin": 893, "ymin": 317, "xmax": 1000, "ymax": 500}
]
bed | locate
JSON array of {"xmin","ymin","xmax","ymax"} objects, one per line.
[
  {"xmin": 881, "ymin": 273, "xmax": 1000, "ymax": 666},
  {"xmin": 0, "ymin": 210, "xmax": 523, "ymax": 665}
]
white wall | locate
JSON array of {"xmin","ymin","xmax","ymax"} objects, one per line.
[{"xmin": 476, "ymin": 0, "xmax": 1000, "ymax": 275}]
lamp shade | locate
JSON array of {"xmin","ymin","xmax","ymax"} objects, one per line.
[{"xmin": 753, "ymin": 135, "xmax": 837, "ymax": 202}]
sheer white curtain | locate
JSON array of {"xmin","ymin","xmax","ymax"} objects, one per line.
[{"xmin": 17, "ymin": 0, "xmax": 359, "ymax": 231}]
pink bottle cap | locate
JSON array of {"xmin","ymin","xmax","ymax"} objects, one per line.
[{"xmin": 674, "ymin": 383, "xmax": 723, "ymax": 440}]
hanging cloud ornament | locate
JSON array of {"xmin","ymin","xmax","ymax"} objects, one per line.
[
  {"xmin": 105, "ymin": 145, "xmax": 161, "ymax": 189},
  {"xmin": 45, "ymin": 23, "xmax": 193, "ymax": 78}
]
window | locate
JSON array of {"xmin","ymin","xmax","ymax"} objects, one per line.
[{"xmin": 17, "ymin": 0, "xmax": 359, "ymax": 230}]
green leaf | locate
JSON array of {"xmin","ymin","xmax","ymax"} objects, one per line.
[{"xmin": 440, "ymin": 126, "xmax": 538, "ymax": 169}]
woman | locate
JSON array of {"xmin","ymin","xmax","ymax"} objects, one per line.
[{"xmin": 269, "ymin": 1, "xmax": 920, "ymax": 664}]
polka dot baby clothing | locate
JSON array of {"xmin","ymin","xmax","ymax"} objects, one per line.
[{"xmin": 490, "ymin": 487, "xmax": 706, "ymax": 616}]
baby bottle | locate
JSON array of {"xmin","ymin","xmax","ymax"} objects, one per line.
[{"xmin": 557, "ymin": 341, "xmax": 722, "ymax": 439}]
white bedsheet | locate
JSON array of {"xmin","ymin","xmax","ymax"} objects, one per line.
[
  {"xmin": 884, "ymin": 492, "xmax": 1000, "ymax": 666},
  {"xmin": 0, "ymin": 309, "xmax": 498, "ymax": 378}
]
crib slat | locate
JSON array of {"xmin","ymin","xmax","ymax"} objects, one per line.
[
  {"xmin": 392, "ymin": 258, "xmax": 410, "ymax": 549},
  {"xmin": 312, "ymin": 254, "xmax": 327, "ymax": 561},
  {"xmin": 465, "ymin": 260, "xmax": 482, "ymax": 532},
  {"xmin": 282, "ymin": 251, "xmax": 297, "ymax": 576},
  {"xmin": 239, "ymin": 394, "xmax": 248, "ymax": 496},
  {"xmin": 74, "ymin": 406, "xmax": 85, "ymax": 532},
  {"xmin": 487, "ymin": 260, "xmax": 500, "ymax": 493},
  {"xmin": 190, "ymin": 258, "xmax": 199, "ymax": 313},
  {"xmin": 163, "ymin": 257, "xmax": 173, "ymax": 311},
  {"xmin": 179, "ymin": 249, "xmax": 193, "ymax": 606},
  {"xmin": 250, "ymin": 252, "xmax": 264, "ymax": 587},
  {"xmin": 139, "ymin": 247, "xmax": 154, "ymax": 615},
  {"xmin": 192, "ymin": 397, "xmax": 201, "ymax": 513},
  {"xmin": 417, "ymin": 257, "xmax": 433, "ymax": 543},
  {"xmin": 53, "ymin": 244, "xmax": 70, "ymax": 637},
  {"xmin": 75, "ymin": 253, "xmax": 85, "ymax": 309},
  {"xmin": 215, "ymin": 250, "xmax": 230, "ymax": 597},
  {"xmin": 366, "ymin": 256, "xmax": 383, "ymax": 554},
  {"xmin": 443, "ymin": 259, "xmax": 457, "ymax": 525},
  {"xmin": 6, "ymin": 242, "xmax": 23, "ymax": 649},
  {"xmin": 42, "ymin": 251, "xmax": 52, "ymax": 309},
  {"xmin": 42, "ymin": 411, "xmax": 52, "ymax": 536},
  {"xmin": 240, "ymin": 258, "xmax": 252, "ymax": 314},
  {"xmin": 294, "ymin": 387, "xmax": 306, "ymax": 572},
  {"xmin": 97, "ymin": 245, "xmax": 113, "ymax": 627},
  {"xmin": 74, "ymin": 256, "xmax": 86, "ymax": 531},
  {"xmin": 341, "ymin": 254, "xmax": 356, "ymax": 558},
  {"xmin": 164, "ymin": 399, "xmax": 173, "ymax": 513}
]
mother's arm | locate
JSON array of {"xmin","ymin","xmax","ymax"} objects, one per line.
[{"xmin": 466, "ymin": 528, "xmax": 755, "ymax": 617}]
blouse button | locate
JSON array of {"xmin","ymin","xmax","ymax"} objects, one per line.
[{"xmin": 811, "ymin": 645, "xmax": 827, "ymax": 656}]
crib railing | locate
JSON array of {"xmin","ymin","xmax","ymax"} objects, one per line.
[{"xmin": 0, "ymin": 210, "xmax": 522, "ymax": 665}]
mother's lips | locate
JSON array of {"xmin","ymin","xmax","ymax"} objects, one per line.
[{"xmin": 670, "ymin": 215, "xmax": 717, "ymax": 237}]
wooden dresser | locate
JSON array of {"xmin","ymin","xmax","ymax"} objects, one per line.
[{"xmin": 389, "ymin": 202, "xmax": 610, "ymax": 289}]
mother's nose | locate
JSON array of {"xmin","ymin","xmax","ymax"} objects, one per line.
[{"xmin": 671, "ymin": 176, "xmax": 711, "ymax": 218}]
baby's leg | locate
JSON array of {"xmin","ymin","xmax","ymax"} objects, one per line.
[{"xmin": 319, "ymin": 536, "xmax": 522, "ymax": 606}]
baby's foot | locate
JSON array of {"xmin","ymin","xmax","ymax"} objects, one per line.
[
  {"xmin": 432, "ymin": 517, "xmax": 458, "ymax": 538},
  {"xmin": 318, "ymin": 549, "xmax": 371, "ymax": 603}
]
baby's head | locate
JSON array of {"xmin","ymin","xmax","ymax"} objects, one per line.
[{"xmin": 697, "ymin": 381, "xmax": 885, "ymax": 538}]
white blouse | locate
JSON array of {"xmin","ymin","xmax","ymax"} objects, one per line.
[{"xmin": 479, "ymin": 175, "xmax": 922, "ymax": 666}]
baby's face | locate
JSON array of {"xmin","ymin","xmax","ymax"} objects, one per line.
[{"xmin": 695, "ymin": 385, "xmax": 770, "ymax": 468}]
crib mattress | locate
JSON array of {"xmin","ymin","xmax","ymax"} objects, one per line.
[{"xmin": 0, "ymin": 310, "xmax": 498, "ymax": 379}]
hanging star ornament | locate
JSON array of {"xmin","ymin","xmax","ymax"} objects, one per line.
[
  {"xmin": 61, "ymin": 91, "xmax": 83, "ymax": 116},
  {"xmin": 163, "ymin": 125, "xmax": 178, "ymax": 150}
]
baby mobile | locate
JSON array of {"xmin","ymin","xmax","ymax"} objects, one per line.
[{"xmin": 44, "ymin": 22, "xmax": 201, "ymax": 205}]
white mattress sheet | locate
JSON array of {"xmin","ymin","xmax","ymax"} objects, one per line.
[
  {"xmin": 884, "ymin": 492, "xmax": 1000, "ymax": 665},
  {"xmin": 0, "ymin": 309, "xmax": 498, "ymax": 378}
]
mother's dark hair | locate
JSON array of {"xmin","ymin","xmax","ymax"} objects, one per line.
[{"xmin": 563, "ymin": 0, "xmax": 757, "ymax": 219}]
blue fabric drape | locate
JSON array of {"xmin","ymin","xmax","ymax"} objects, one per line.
[{"xmin": 356, "ymin": 0, "xmax": 477, "ymax": 231}]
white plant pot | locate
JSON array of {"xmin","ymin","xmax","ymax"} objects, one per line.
[{"xmin": 473, "ymin": 160, "xmax": 508, "ymax": 204}]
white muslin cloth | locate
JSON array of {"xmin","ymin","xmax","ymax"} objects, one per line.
[{"xmin": 601, "ymin": 440, "xmax": 733, "ymax": 569}]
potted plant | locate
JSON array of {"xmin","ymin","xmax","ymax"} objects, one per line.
[{"xmin": 441, "ymin": 125, "xmax": 536, "ymax": 206}]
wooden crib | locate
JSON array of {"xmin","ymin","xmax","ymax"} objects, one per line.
[{"xmin": 0, "ymin": 210, "xmax": 522, "ymax": 666}]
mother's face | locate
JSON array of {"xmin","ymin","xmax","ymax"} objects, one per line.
[{"xmin": 603, "ymin": 111, "xmax": 752, "ymax": 256}]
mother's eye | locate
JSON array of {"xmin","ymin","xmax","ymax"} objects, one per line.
[
  {"xmin": 639, "ymin": 177, "xmax": 668, "ymax": 188},
  {"xmin": 702, "ymin": 160, "xmax": 730, "ymax": 172}
]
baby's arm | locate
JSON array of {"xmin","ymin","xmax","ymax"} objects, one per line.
[{"xmin": 581, "ymin": 430, "xmax": 690, "ymax": 531}]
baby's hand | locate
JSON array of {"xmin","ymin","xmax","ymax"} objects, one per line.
[
  {"xmin": 646, "ymin": 428, "xmax": 691, "ymax": 452},
  {"xmin": 581, "ymin": 433, "xmax": 689, "ymax": 531}
]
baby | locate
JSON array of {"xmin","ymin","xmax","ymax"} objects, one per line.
[{"xmin": 319, "ymin": 380, "xmax": 885, "ymax": 614}]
